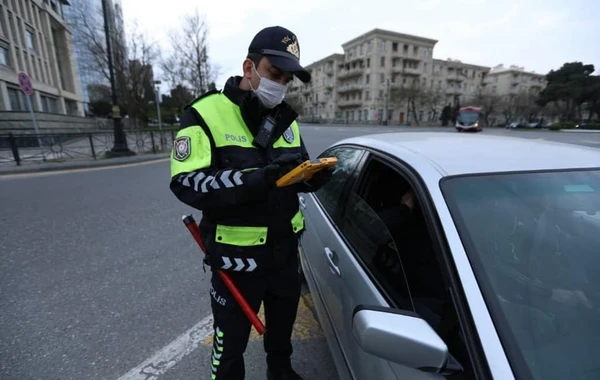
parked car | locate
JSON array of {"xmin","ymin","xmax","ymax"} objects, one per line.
[{"xmin": 298, "ymin": 132, "xmax": 600, "ymax": 380}]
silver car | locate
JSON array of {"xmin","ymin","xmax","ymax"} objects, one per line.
[{"xmin": 298, "ymin": 132, "xmax": 600, "ymax": 380}]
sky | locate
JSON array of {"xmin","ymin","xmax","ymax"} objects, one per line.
[{"xmin": 120, "ymin": 0, "xmax": 600, "ymax": 91}]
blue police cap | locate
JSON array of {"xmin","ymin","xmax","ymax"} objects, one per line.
[{"xmin": 248, "ymin": 26, "xmax": 311, "ymax": 83}]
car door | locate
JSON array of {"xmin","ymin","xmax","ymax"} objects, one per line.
[
  {"xmin": 299, "ymin": 145, "xmax": 366, "ymax": 373},
  {"xmin": 324, "ymin": 153, "xmax": 440, "ymax": 380},
  {"xmin": 350, "ymin": 154, "xmax": 479, "ymax": 380}
]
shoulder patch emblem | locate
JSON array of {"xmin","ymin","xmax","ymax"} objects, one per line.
[
  {"xmin": 173, "ymin": 136, "xmax": 191, "ymax": 161},
  {"xmin": 283, "ymin": 127, "xmax": 295, "ymax": 143}
]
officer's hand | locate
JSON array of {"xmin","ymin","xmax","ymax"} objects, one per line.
[
  {"xmin": 262, "ymin": 164, "xmax": 282, "ymax": 186},
  {"xmin": 272, "ymin": 153, "xmax": 303, "ymax": 175}
]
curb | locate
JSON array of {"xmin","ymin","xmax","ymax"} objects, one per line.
[
  {"xmin": 559, "ymin": 129, "xmax": 600, "ymax": 133},
  {"xmin": 0, "ymin": 153, "xmax": 170, "ymax": 176}
]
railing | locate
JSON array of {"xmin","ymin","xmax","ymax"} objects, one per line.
[{"xmin": 0, "ymin": 129, "xmax": 176, "ymax": 167}]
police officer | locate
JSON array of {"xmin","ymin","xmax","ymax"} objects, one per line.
[{"xmin": 169, "ymin": 26, "xmax": 332, "ymax": 380}]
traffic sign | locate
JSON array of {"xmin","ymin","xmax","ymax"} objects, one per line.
[{"xmin": 17, "ymin": 71, "xmax": 34, "ymax": 96}]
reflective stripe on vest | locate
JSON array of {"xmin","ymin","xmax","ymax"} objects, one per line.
[
  {"xmin": 191, "ymin": 93, "xmax": 301, "ymax": 149},
  {"xmin": 215, "ymin": 210, "xmax": 305, "ymax": 246}
]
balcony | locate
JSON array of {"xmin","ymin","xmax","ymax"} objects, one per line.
[
  {"xmin": 337, "ymin": 83, "xmax": 363, "ymax": 93},
  {"xmin": 323, "ymin": 66, "xmax": 334, "ymax": 76},
  {"xmin": 446, "ymin": 88, "xmax": 462, "ymax": 95},
  {"xmin": 346, "ymin": 55, "xmax": 365, "ymax": 64},
  {"xmin": 338, "ymin": 99, "xmax": 363, "ymax": 108},
  {"xmin": 337, "ymin": 67, "xmax": 364, "ymax": 79},
  {"xmin": 400, "ymin": 67, "xmax": 421, "ymax": 76}
]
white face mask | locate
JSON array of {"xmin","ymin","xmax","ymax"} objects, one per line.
[{"xmin": 249, "ymin": 64, "xmax": 288, "ymax": 109}]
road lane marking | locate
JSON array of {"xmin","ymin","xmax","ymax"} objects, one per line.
[
  {"xmin": 117, "ymin": 292, "xmax": 323, "ymax": 380},
  {"xmin": 116, "ymin": 314, "xmax": 214, "ymax": 380},
  {"xmin": 202, "ymin": 292, "xmax": 323, "ymax": 346},
  {"xmin": 0, "ymin": 158, "xmax": 169, "ymax": 180}
]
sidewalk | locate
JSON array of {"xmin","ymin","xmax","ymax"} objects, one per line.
[{"xmin": 0, "ymin": 152, "xmax": 170, "ymax": 176}]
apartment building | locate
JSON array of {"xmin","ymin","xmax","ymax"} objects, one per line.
[
  {"xmin": 287, "ymin": 53, "xmax": 343, "ymax": 120},
  {"xmin": 483, "ymin": 64, "xmax": 546, "ymax": 98},
  {"xmin": 0, "ymin": 0, "xmax": 83, "ymax": 115},
  {"xmin": 335, "ymin": 29, "xmax": 438, "ymax": 124},
  {"xmin": 432, "ymin": 59, "xmax": 490, "ymax": 107}
]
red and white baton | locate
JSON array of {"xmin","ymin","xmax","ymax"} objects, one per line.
[{"xmin": 182, "ymin": 214, "xmax": 266, "ymax": 335}]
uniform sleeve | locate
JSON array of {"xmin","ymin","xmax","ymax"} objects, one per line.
[{"xmin": 169, "ymin": 107, "xmax": 269, "ymax": 211}]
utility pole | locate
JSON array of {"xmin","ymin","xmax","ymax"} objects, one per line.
[
  {"xmin": 384, "ymin": 78, "xmax": 390, "ymax": 125},
  {"xmin": 101, "ymin": 0, "xmax": 133, "ymax": 156}
]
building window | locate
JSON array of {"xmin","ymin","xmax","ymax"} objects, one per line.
[
  {"xmin": 0, "ymin": 5, "xmax": 6, "ymax": 37},
  {"xmin": 366, "ymin": 58, "xmax": 370, "ymax": 68},
  {"xmin": 423, "ymin": 62, "xmax": 428, "ymax": 72},
  {"xmin": 380, "ymin": 56, "xmax": 385, "ymax": 67},
  {"xmin": 380, "ymin": 73, "xmax": 384, "ymax": 84},
  {"xmin": 366, "ymin": 74, "xmax": 370, "ymax": 84},
  {"xmin": 381, "ymin": 40, "xmax": 386, "ymax": 51},
  {"xmin": 0, "ymin": 44, "xmax": 9, "ymax": 66},
  {"xmin": 7, "ymin": 87, "xmax": 26, "ymax": 111},
  {"xmin": 413, "ymin": 46, "xmax": 418, "ymax": 57},
  {"xmin": 41, "ymin": 94, "xmax": 59, "ymax": 113}
]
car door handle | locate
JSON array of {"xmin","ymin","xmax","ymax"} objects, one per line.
[
  {"xmin": 299, "ymin": 196, "xmax": 306, "ymax": 209},
  {"xmin": 324, "ymin": 247, "xmax": 341, "ymax": 277}
]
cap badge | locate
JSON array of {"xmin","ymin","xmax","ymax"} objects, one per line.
[{"xmin": 286, "ymin": 40, "xmax": 300, "ymax": 59}]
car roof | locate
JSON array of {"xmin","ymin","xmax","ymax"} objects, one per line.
[{"xmin": 337, "ymin": 132, "xmax": 600, "ymax": 176}]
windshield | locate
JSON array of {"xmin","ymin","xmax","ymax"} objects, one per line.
[
  {"xmin": 441, "ymin": 169, "xmax": 600, "ymax": 380},
  {"xmin": 458, "ymin": 110, "xmax": 479, "ymax": 124}
]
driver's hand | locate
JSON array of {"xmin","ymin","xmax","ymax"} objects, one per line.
[{"xmin": 551, "ymin": 289, "xmax": 593, "ymax": 309}]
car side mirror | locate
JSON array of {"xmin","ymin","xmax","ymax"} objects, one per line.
[{"xmin": 352, "ymin": 305, "xmax": 456, "ymax": 374}]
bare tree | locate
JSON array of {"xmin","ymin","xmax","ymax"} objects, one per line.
[
  {"xmin": 471, "ymin": 91, "xmax": 503, "ymax": 126},
  {"xmin": 125, "ymin": 24, "xmax": 160, "ymax": 128},
  {"xmin": 161, "ymin": 9, "xmax": 221, "ymax": 97},
  {"xmin": 67, "ymin": 0, "xmax": 129, "ymax": 113},
  {"xmin": 422, "ymin": 86, "xmax": 445, "ymax": 123},
  {"xmin": 389, "ymin": 77, "xmax": 423, "ymax": 125}
]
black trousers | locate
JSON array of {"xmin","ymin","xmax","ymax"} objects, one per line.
[{"xmin": 208, "ymin": 237, "xmax": 302, "ymax": 380}]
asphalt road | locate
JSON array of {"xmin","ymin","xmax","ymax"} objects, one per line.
[{"xmin": 1, "ymin": 125, "xmax": 599, "ymax": 380}]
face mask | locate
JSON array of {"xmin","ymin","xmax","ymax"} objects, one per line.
[{"xmin": 249, "ymin": 64, "xmax": 288, "ymax": 109}]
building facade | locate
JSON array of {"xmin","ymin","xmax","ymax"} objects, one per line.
[
  {"xmin": 291, "ymin": 28, "xmax": 547, "ymax": 125},
  {"xmin": 0, "ymin": 0, "xmax": 83, "ymax": 116},
  {"xmin": 483, "ymin": 64, "xmax": 545, "ymax": 98}
]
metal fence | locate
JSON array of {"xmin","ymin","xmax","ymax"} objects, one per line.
[{"xmin": 0, "ymin": 129, "xmax": 176, "ymax": 167}]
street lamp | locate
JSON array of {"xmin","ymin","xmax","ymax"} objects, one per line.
[
  {"xmin": 154, "ymin": 80, "xmax": 162, "ymax": 131},
  {"xmin": 154, "ymin": 80, "xmax": 164, "ymax": 149},
  {"xmin": 101, "ymin": 0, "xmax": 133, "ymax": 156}
]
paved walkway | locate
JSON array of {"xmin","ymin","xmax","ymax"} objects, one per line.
[{"xmin": 0, "ymin": 152, "xmax": 170, "ymax": 176}]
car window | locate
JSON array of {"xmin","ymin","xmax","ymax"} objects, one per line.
[
  {"xmin": 346, "ymin": 157, "xmax": 476, "ymax": 379},
  {"xmin": 341, "ymin": 190, "xmax": 415, "ymax": 311},
  {"xmin": 314, "ymin": 146, "xmax": 364, "ymax": 221}
]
